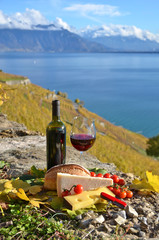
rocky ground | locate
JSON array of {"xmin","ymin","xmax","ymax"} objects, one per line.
[{"xmin": 0, "ymin": 113, "xmax": 159, "ymax": 240}]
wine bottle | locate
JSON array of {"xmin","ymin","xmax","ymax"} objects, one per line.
[{"xmin": 46, "ymin": 100, "xmax": 66, "ymax": 170}]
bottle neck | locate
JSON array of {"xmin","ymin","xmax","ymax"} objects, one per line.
[
  {"xmin": 52, "ymin": 115, "xmax": 60, "ymax": 121},
  {"xmin": 52, "ymin": 100, "xmax": 60, "ymax": 121}
]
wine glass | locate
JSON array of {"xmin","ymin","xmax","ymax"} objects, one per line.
[{"xmin": 70, "ymin": 115, "xmax": 96, "ymax": 163}]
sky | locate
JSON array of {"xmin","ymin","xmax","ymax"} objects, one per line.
[{"xmin": 0, "ymin": 0, "xmax": 159, "ymax": 35}]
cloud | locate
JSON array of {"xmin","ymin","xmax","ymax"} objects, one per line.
[
  {"xmin": 64, "ymin": 4, "xmax": 122, "ymax": 17},
  {"xmin": 79, "ymin": 24, "xmax": 159, "ymax": 43},
  {"xmin": 0, "ymin": 10, "xmax": 10, "ymax": 26},
  {"xmin": 54, "ymin": 17, "xmax": 72, "ymax": 31},
  {"xmin": 0, "ymin": 9, "xmax": 49, "ymax": 29}
]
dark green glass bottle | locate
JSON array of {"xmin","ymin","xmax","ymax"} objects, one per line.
[{"xmin": 46, "ymin": 100, "xmax": 66, "ymax": 170}]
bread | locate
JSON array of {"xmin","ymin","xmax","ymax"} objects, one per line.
[{"xmin": 44, "ymin": 164, "xmax": 90, "ymax": 190}]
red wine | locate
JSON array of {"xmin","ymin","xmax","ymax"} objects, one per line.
[
  {"xmin": 70, "ymin": 134, "xmax": 95, "ymax": 151},
  {"xmin": 46, "ymin": 100, "xmax": 66, "ymax": 170}
]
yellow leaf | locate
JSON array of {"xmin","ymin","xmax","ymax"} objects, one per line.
[
  {"xmin": 130, "ymin": 171, "xmax": 159, "ymax": 193},
  {"xmin": 16, "ymin": 188, "xmax": 30, "ymax": 201},
  {"xmin": 28, "ymin": 185, "xmax": 42, "ymax": 195},
  {"xmin": 3, "ymin": 93, "xmax": 9, "ymax": 100},
  {"xmin": 4, "ymin": 180, "xmax": 13, "ymax": 190},
  {"xmin": 29, "ymin": 196, "xmax": 47, "ymax": 208},
  {"xmin": 29, "ymin": 199, "xmax": 41, "ymax": 208},
  {"xmin": 4, "ymin": 179, "xmax": 30, "ymax": 192},
  {"xmin": 146, "ymin": 171, "xmax": 159, "ymax": 193},
  {"xmin": 29, "ymin": 195, "xmax": 48, "ymax": 202},
  {"xmin": 0, "ymin": 180, "xmax": 7, "ymax": 191},
  {"xmin": 130, "ymin": 178, "xmax": 154, "ymax": 192},
  {"xmin": 0, "ymin": 100, "xmax": 3, "ymax": 106},
  {"xmin": 0, "ymin": 180, "xmax": 8, "ymax": 184},
  {"xmin": 4, "ymin": 188, "xmax": 17, "ymax": 194}
]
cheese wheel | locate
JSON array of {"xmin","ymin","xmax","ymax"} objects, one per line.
[{"xmin": 44, "ymin": 164, "xmax": 90, "ymax": 190}]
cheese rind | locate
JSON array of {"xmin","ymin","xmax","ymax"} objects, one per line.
[
  {"xmin": 64, "ymin": 187, "xmax": 115, "ymax": 211},
  {"xmin": 57, "ymin": 173, "xmax": 113, "ymax": 197}
]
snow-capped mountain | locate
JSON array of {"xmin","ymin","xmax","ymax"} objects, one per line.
[{"xmin": 78, "ymin": 25, "xmax": 159, "ymax": 52}]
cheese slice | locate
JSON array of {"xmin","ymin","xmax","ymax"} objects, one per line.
[
  {"xmin": 57, "ymin": 173, "xmax": 113, "ymax": 197},
  {"xmin": 64, "ymin": 187, "xmax": 115, "ymax": 211}
]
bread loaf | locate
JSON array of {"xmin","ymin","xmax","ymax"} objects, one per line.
[{"xmin": 44, "ymin": 164, "xmax": 90, "ymax": 190}]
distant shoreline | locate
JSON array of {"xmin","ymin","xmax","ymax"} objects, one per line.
[{"xmin": 0, "ymin": 50, "xmax": 159, "ymax": 54}]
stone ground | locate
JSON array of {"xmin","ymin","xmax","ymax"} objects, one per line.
[
  {"xmin": 0, "ymin": 113, "xmax": 159, "ymax": 239},
  {"xmin": 0, "ymin": 134, "xmax": 117, "ymax": 177}
]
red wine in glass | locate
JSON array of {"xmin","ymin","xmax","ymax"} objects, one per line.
[
  {"xmin": 70, "ymin": 116, "xmax": 96, "ymax": 164},
  {"xmin": 70, "ymin": 133, "xmax": 96, "ymax": 151}
]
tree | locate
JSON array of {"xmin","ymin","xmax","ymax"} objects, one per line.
[
  {"xmin": 146, "ymin": 135, "xmax": 159, "ymax": 157},
  {"xmin": 75, "ymin": 99, "xmax": 84, "ymax": 107},
  {"xmin": 75, "ymin": 98, "xmax": 80, "ymax": 104}
]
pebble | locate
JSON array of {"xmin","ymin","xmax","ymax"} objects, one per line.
[
  {"xmin": 114, "ymin": 215, "xmax": 127, "ymax": 225},
  {"xmin": 94, "ymin": 215, "xmax": 105, "ymax": 224},
  {"xmin": 75, "ymin": 214, "xmax": 82, "ymax": 220},
  {"xmin": 118, "ymin": 210, "xmax": 127, "ymax": 219},
  {"xmin": 126, "ymin": 205, "xmax": 138, "ymax": 218},
  {"xmin": 79, "ymin": 218, "xmax": 93, "ymax": 228},
  {"xmin": 139, "ymin": 231, "xmax": 146, "ymax": 237},
  {"xmin": 129, "ymin": 227, "xmax": 139, "ymax": 234}
]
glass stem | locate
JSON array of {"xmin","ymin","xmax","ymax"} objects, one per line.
[{"xmin": 80, "ymin": 151, "xmax": 84, "ymax": 164}]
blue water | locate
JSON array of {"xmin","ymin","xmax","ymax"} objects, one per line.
[{"xmin": 0, "ymin": 52, "xmax": 159, "ymax": 137}]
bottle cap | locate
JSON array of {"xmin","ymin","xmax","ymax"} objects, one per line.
[{"xmin": 52, "ymin": 100, "xmax": 60, "ymax": 116}]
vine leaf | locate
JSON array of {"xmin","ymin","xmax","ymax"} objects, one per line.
[
  {"xmin": 16, "ymin": 188, "xmax": 30, "ymax": 201},
  {"xmin": 130, "ymin": 171, "xmax": 159, "ymax": 193},
  {"xmin": 146, "ymin": 171, "xmax": 159, "ymax": 193},
  {"xmin": 16, "ymin": 188, "xmax": 47, "ymax": 208},
  {"xmin": 28, "ymin": 185, "xmax": 42, "ymax": 195},
  {"xmin": 4, "ymin": 179, "xmax": 30, "ymax": 192}
]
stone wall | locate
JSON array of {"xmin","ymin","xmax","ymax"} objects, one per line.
[{"xmin": 1, "ymin": 78, "xmax": 31, "ymax": 85}]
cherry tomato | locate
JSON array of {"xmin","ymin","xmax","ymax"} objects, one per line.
[
  {"xmin": 126, "ymin": 190, "xmax": 133, "ymax": 198},
  {"xmin": 74, "ymin": 184, "xmax": 83, "ymax": 194},
  {"xmin": 118, "ymin": 178, "xmax": 125, "ymax": 186},
  {"xmin": 111, "ymin": 175, "xmax": 119, "ymax": 183},
  {"xmin": 90, "ymin": 172, "xmax": 96, "ymax": 177},
  {"xmin": 119, "ymin": 191, "xmax": 127, "ymax": 199},
  {"xmin": 107, "ymin": 186, "xmax": 114, "ymax": 192},
  {"xmin": 61, "ymin": 190, "xmax": 71, "ymax": 198},
  {"xmin": 113, "ymin": 187, "xmax": 121, "ymax": 196},
  {"xmin": 96, "ymin": 173, "xmax": 103, "ymax": 178},
  {"xmin": 103, "ymin": 173, "xmax": 111, "ymax": 178}
]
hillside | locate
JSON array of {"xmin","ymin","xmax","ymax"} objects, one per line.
[
  {"xmin": 1, "ymin": 80, "xmax": 159, "ymax": 177},
  {"xmin": 0, "ymin": 70, "xmax": 27, "ymax": 82}
]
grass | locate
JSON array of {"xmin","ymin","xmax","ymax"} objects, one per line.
[
  {"xmin": 0, "ymin": 71, "xmax": 27, "ymax": 82},
  {"xmin": 0, "ymin": 202, "xmax": 79, "ymax": 239},
  {"xmin": 1, "ymin": 81, "xmax": 159, "ymax": 178}
]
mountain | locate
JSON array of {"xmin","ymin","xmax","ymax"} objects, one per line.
[
  {"xmin": 0, "ymin": 21, "xmax": 159, "ymax": 52},
  {"xmin": 82, "ymin": 35, "xmax": 159, "ymax": 52},
  {"xmin": 0, "ymin": 28, "xmax": 108, "ymax": 53},
  {"xmin": 79, "ymin": 26, "xmax": 159, "ymax": 52}
]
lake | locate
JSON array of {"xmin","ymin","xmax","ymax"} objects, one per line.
[{"xmin": 0, "ymin": 52, "xmax": 159, "ymax": 138}]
